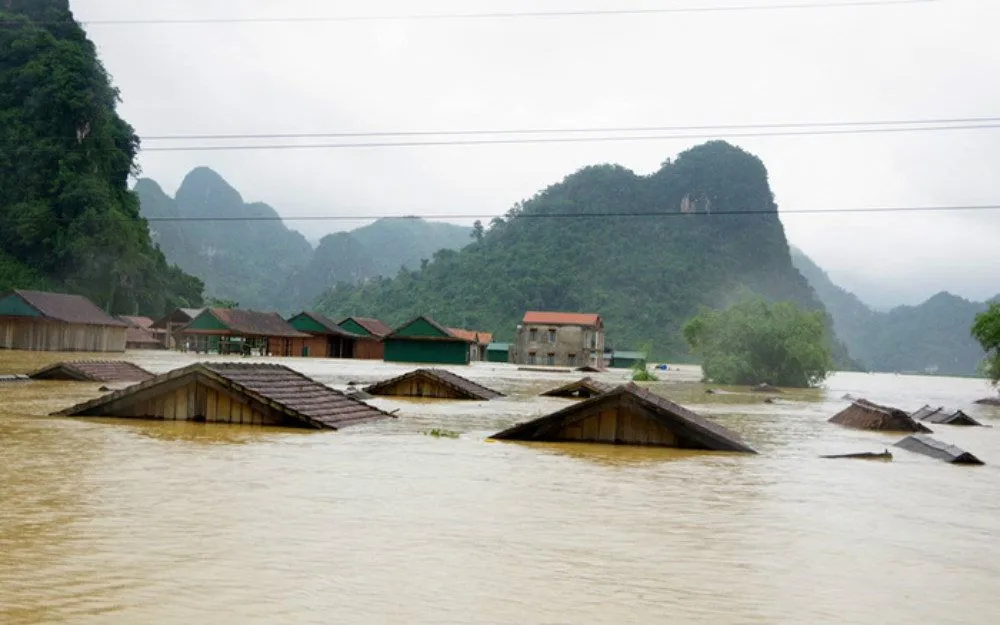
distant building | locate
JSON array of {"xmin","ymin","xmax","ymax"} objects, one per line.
[
  {"xmin": 512, "ymin": 311, "xmax": 604, "ymax": 369},
  {"xmin": 151, "ymin": 307, "xmax": 205, "ymax": 350},
  {"xmin": 610, "ymin": 350, "xmax": 646, "ymax": 369},
  {"xmin": 286, "ymin": 311, "xmax": 362, "ymax": 358},
  {"xmin": 383, "ymin": 315, "xmax": 473, "ymax": 365},
  {"xmin": 119, "ymin": 315, "xmax": 165, "ymax": 350},
  {"xmin": 447, "ymin": 328, "xmax": 493, "ymax": 362},
  {"xmin": 179, "ymin": 308, "xmax": 310, "ymax": 356},
  {"xmin": 337, "ymin": 316, "xmax": 392, "ymax": 360},
  {"xmin": 485, "ymin": 342, "xmax": 510, "ymax": 363},
  {"xmin": 0, "ymin": 289, "xmax": 128, "ymax": 352}
]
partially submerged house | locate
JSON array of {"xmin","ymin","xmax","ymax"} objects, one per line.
[
  {"xmin": 179, "ymin": 308, "xmax": 310, "ymax": 356},
  {"xmin": 0, "ymin": 289, "xmax": 128, "ymax": 352},
  {"xmin": 286, "ymin": 311, "xmax": 361, "ymax": 358},
  {"xmin": 486, "ymin": 342, "xmax": 510, "ymax": 363},
  {"xmin": 337, "ymin": 316, "xmax": 391, "ymax": 360},
  {"xmin": 829, "ymin": 398, "xmax": 931, "ymax": 433},
  {"xmin": 365, "ymin": 368, "xmax": 504, "ymax": 400},
  {"xmin": 151, "ymin": 307, "xmax": 205, "ymax": 350},
  {"xmin": 911, "ymin": 405, "xmax": 983, "ymax": 426},
  {"xmin": 29, "ymin": 360, "xmax": 154, "ymax": 383},
  {"xmin": 540, "ymin": 377, "xmax": 613, "ymax": 399},
  {"xmin": 609, "ymin": 351, "xmax": 646, "ymax": 369},
  {"xmin": 55, "ymin": 362, "xmax": 394, "ymax": 430},
  {"xmin": 492, "ymin": 383, "xmax": 756, "ymax": 451},
  {"xmin": 119, "ymin": 315, "xmax": 164, "ymax": 350},
  {"xmin": 383, "ymin": 316, "xmax": 472, "ymax": 365},
  {"xmin": 894, "ymin": 434, "xmax": 984, "ymax": 465},
  {"xmin": 447, "ymin": 328, "xmax": 494, "ymax": 362},
  {"xmin": 512, "ymin": 311, "xmax": 605, "ymax": 369}
]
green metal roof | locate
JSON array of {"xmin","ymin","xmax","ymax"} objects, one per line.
[
  {"xmin": 613, "ymin": 351, "xmax": 647, "ymax": 360},
  {"xmin": 486, "ymin": 342, "xmax": 510, "ymax": 351}
]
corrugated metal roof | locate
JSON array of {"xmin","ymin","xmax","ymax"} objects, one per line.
[
  {"xmin": 291, "ymin": 311, "xmax": 361, "ymax": 338},
  {"xmin": 6, "ymin": 290, "xmax": 128, "ymax": 327},
  {"xmin": 487, "ymin": 342, "xmax": 510, "ymax": 350},
  {"xmin": 30, "ymin": 360, "xmax": 154, "ymax": 382},
  {"xmin": 492, "ymin": 383, "xmax": 755, "ymax": 452},
  {"xmin": 55, "ymin": 362, "xmax": 394, "ymax": 430},
  {"xmin": 186, "ymin": 308, "xmax": 310, "ymax": 338},
  {"xmin": 523, "ymin": 311, "xmax": 602, "ymax": 326},
  {"xmin": 365, "ymin": 368, "xmax": 504, "ymax": 400},
  {"xmin": 612, "ymin": 351, "xmax": 647, "ymax": 360},
  {"xmin": 894, "ymin": 434, "xmax": 984, "ymax": 464}
]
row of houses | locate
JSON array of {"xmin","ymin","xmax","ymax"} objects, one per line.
[{"xmin": 0, "ymin": 289, "xmax": 644, "ymax": 367}]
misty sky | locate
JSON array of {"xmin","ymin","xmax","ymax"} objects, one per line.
[{"xmin": 71, "ymin": 0, "xmax": 998, "ymax": 309}]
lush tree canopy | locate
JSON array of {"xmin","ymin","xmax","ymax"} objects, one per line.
[
  {"xmin": 683, "ymin": 298, "xmax": 833, "ymax": 388},
  {"xmin": 971, "ymin": 303, "xmax": 1000, "ymax": 384},
  {"xmin": 314, "ymin": 141, "xmax": 856, "ymax": 364},
  {"xmin": 0, "ymin": 0, "xmax": 202, "ymax": 315}
]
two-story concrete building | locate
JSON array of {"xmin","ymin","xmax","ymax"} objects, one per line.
[{"xmin": 512, "ymin": 311, "xmax": 605, "ymax": 369}]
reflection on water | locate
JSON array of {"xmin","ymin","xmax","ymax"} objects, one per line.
[{"xmin": 1, "ymin": 350, "xmax": 1000, "ymax": 625}]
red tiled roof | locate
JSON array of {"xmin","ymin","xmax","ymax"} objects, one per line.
[
  {"xmin": 522, "ymin": 311, "xmax": 602, "ymax": 327},
  {"xmin": 447, "ymin": 328, "xmax": 494, "ymax": 345},
  {"xmin": 348, "ymin": 317, "xmax": 393, "ymax": 338},
  {"xmin": 6, "ymin": 290, "xmax": 128, "ymax": 327}
]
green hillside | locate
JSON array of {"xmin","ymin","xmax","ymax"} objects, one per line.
[
  {"xmin": 350, "ymin": 218, "xmax": 472, "ymax": 275},
  {"xmin": 0, "ymin": 0, "xmax": 202, "ymax": 314},
  {"xmin": 791, "ymin": 248, "xmax": 991, "ymax": 375},
  {"xmin": 315, "ymin": 141, "xmax": 852, "ymax": 361}
]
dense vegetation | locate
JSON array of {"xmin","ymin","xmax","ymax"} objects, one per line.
[
  {"xmin": 972, "ymin": 304, "xmax": 1000, "ymax": 384},
  {"xmin": 791, "ymin": 248, "xmax": 993, "ymax": 375},
  {"xmin": 683, "ymin": 298, "xmax": 833, "ymax": 388},
  {"xmin": 138, "ymin": 168, "xmax": 473, "ymax": 312},
  {"xmin": 314, "ymin": 141, "xmax": 852, "ymax": 361},
  {"xmin": 0, "ymin": 0, "xmax": 203, "ymax": 314}
]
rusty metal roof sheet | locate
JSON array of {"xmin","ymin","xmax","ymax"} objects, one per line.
[
  {"xmin": 54, "ymin": 362, "xmax": 394, "ymax": 430},
  {"xmin": 6, "ymin": 290, "xmax": 128, "ymax": 327},
  {"xmin": 540, "ymin": 377, "xmax": 614, "ymax": 398},
  {"xmin": 829, "ymin": 398, "xmax": 932, "ymax": 433},
  {"xmin": 365, "ymin": 368, "xmax": 504, "ymax": 400},
  {"xmin": 522, "ymin": 311, "xmax": 602, "ymax": 327},
  {"xmin": 493, "ymin": 383, "xmax": 756, "ymax": 452},
  {"xmin": 30, "ymin": 360, "xmax": 155, "ymax": 383},
  {"xmin": 894, "ymin": 434, "xmax": 984, "ymax": 464},
  {"xmin": 912, "ymin": 405, "xmax": 983, "ymax": 426}
]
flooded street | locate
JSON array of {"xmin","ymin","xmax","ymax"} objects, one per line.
[{"xmin": 2, "ymin": 350, "xmax": 999, "ymax": 625}]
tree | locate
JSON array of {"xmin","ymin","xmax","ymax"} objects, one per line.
[
  {"xmin": 471, "ymin": 220, "xmax": 484, "ymax": 243},
  {"xmin": 972, "ymin": 303, "xmax": 1000, "ymax": 384},
  {"xmin": 683, "ymin": 298, "xmax": 833, "ymax": 388}
]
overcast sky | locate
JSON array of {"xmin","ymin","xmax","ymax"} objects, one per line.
[{"xmin": 71, "ymin": 0, "xmax": 998, "ymax": 309}]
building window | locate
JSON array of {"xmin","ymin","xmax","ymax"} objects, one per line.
[
  {"xmin": 528, "ymin": 352, "xmax": 537, "ymax": 365},
  {"xmin": 546, "ymin": 353, "xmax": 555, "ymax": 366},
  {"xmin": 568, "ymin": 353, "xmax": 576, "ymax": 366},
  {"xmin": 590, "ymin": 334, "xmax": 596, "ymax": 349},
  {"xmin": 547, "ymin": 329, "xmax": 556, "ymax": 344},
  {"xmin": 529, "ymin": 328, "xmax": 538, "ymax": 342}
]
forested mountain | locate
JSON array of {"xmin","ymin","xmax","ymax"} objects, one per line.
[
  {"xmin": 791, "ymin": 248, "xmax": 992, "ymax": 375},
  {"xmin": 314, "ymin": 141, "xmax": 852, "ymax": 360},
  {"xmin": 138, "ymin": 170, "xmax": 473, "ymax": 312},
  {"xmin": 0, "ymin": 0, "xmax": 203, "ymax": 315},
  {"xmin": 350, "ymin": 218, "xmax": 472, "ymax": 275},
  {"xmin": 137, "ymin": 168, "xmax": 313, "ymax": 310}
]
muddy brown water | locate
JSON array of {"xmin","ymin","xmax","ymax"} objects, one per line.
[{"xmin": 1, "ymin": 350, "xmax": 999, "ymax": 625}]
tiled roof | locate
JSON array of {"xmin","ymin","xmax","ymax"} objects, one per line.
[
  {"xmin": 829, "ymin": 399, "xmax": 931, "ymax": 433},
  {"xmin": 523, "ymin": 311, "xmax": 602, "ymax": 327},
  {"xmin": 365, "ymin": 368, "xmax": 504, "ymax": 400},
  {"xmin": 55, "ymin": 362, "xmax": 394, "ymax": 430},
  {"xmin": 447, "ymin": 328, "xmax": 493, "ymax": 345},
  {"xmin": 540, "ymin": 377, "xmax": 614, "ymax": 398},
  {"xmin": 189, "ymin": 308, "xmax": 309, "ymax": 338},
  {"xmin": 345, "ymin": 317, "xmax": 393, "ymax": 337},
  {"xmin": 120, "ymin": 315, "xmax": 155, "ymax": 328},
  {"xmin": 30, "ymin": 360, "xmax": 154, "ymax": 382},
  {"xmin": 8, "ymin": 290, "xmax": 127, "ymax": 327},
  {"xmin": 125, "ymin": 325, "xmax": 162, "ymax": 346},
  {"xmin": 894, "ymin": 434, "xmax": 984, "ymax": 464},
  {"xmin": 292, "ymin": 311, "xmax": 360, "ymax": 338}
]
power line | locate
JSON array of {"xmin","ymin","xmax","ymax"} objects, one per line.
[
  {"xmin": 141, "ymin": 115, "xmax": 1000, "ymax": 142},
  {"xmin": 56, "ymin": 205, "xmax": 1000, "ymax": 223},
  {"xmin": 68, "ymin": 0, "xmax": 937, "ymax": 26},
  {"xmin": 136, "ymin": 122, "xmax": 1000, "ymax": 152}
]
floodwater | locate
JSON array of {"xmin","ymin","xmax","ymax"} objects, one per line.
[{"xmin": 2, "ymin": 350, "xmax": 999, "ymax": 625}]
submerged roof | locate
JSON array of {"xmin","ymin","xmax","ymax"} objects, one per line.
[
  {"xmin": 341, "ymin": 316, "xmax": 393, "ymax": 338},
  {"xmin": 30, "ymin": 360, "xmax": 154, "ymax": 383},
  {"xmin": 829, "ymin": 399, "xmax": 932, "ymax": 433},
  {"xmin": 540, "ymin": 377, "xmax": 614, "ymax": 398},
  {"xmin": 184, "ymin": 308, "xmax": 309, "ymax": 338},
  {"xmin": 523, "ymin": 311, "xmax": 602, "ymax": 327},
  {"xmin": 55, "ymin": 362, "xmax": 394, "ymax": 430},
  {"xmin": 3, "ymin": 290, "xmax": 127, "ymax": 327},
  {"xmin": 911, "ymin": 405, "xmax": 983, "ymax": 426},
  {"xmin": 493, "ymin": 383, "xmax": 756, "ymax": 452},
  {"xmin": 365, "ymin": 368, "xmax": 504, "ymax": 400},
  {"xmin": 894, "ymin": 434, "xmax": 984, "ymax": 465}
]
